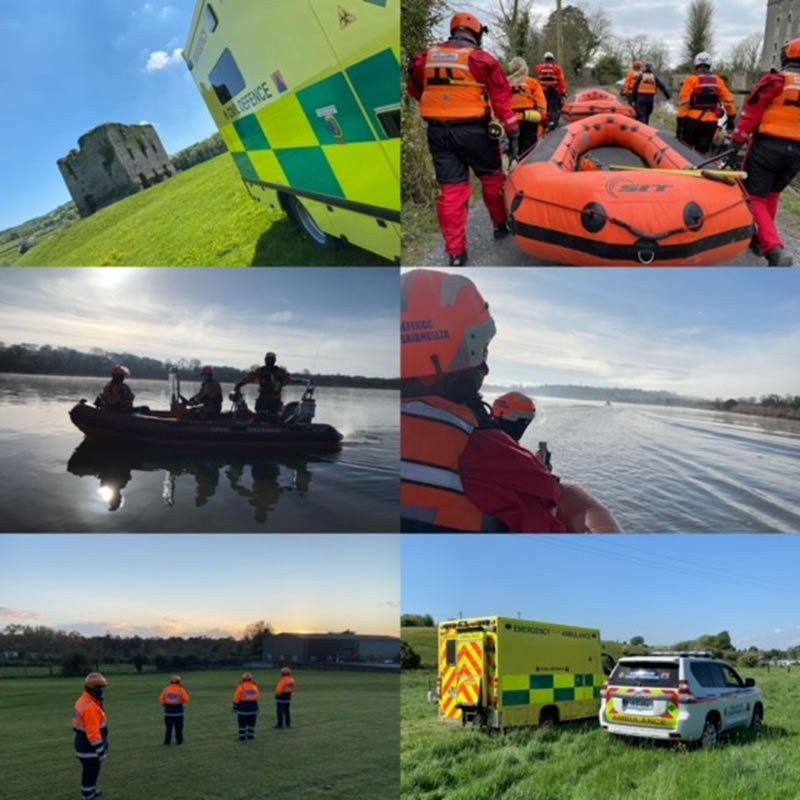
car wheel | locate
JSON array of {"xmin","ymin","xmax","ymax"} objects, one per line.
[
  {"xmin": 750, "ymin": 706, "xmax": 763, "ymax": 734},
  {"xmin": 701, "ymin": 716, "xmax": 720, "ymax": 749},
  {"xmin": 283, "ymin": 194, "xmax": 335, "ymax": 248}
]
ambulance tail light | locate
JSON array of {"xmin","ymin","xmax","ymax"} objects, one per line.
[{"xmin": 678, "ymin": 680, "xmax": 696, "ymax": 704}]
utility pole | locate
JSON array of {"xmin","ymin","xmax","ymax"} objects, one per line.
[{"xmin": 556, "ymin": 0, "xmax": 563, "ymax": 67}]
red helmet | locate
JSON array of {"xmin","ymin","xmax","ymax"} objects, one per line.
[
  {"xmin": 85, "ymin": 672, "xmax": 109, "ymax": 688},
  {"xmin": 170, "ymin": 675, "xmax": 182, "ymax": 684},
  {"xmin": 242, "ymin": 672, "xmax": 254, "ymax": 681},
  {"xmin": 111, "ymin": 364, "xmax": 130, "ymax": 378},
  {"xmin": 782, "ymin": 38, "xmax": 800, "ymax": 65},
  {"xmin": 450, "ymin": 12, "xmax": 487, "ymax": 38},
  {"xmin": 401, "ymin": 269, "xmax": 495, "ymax": 380},
  {"xmin": 200, "ymin": 365, "xmax": 214, "ymax": 375},
  {"xmin": 633, "ymin": 60, "xmax": 642, "ymax": 70},
  {"xmin": 492, "ymin": 392, "xmax": 536, "ymax": 423},
  {"xmin": 281, "ymin": 666, "xmax": 292, "ymax": 676}
]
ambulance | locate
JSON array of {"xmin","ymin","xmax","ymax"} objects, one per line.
[
  {"xmin": 438, "ymin": 616, "xmax": 611, "ymax": 731},
  {"xmin": 184, "ymin": 1, "xmax": 401, "ymax": 262}
]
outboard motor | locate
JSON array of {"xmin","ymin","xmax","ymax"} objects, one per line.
[{"xmin": 281, "ymin": 383, "xmax": 316, "ymax": 424}]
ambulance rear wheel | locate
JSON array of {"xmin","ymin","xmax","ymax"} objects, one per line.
[
  {"xmin": 539, "ymin": 706, "xmax": 559, "ymax": 727},
  {"xmin": 282, "ymin": 194, "xmax": 335, "ymax": 249}
]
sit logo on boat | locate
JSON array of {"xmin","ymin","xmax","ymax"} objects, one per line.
[
  {"xmin": 184, "ymin": 0, "xmax": 401, "ymax": 262},
  {"xmin": 605, "ymin": 178, "xmax": 672, "ymax": 198}
]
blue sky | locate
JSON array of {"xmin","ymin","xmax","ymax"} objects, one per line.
[
  {"xmin": 413, "ymin": 268, "xmax": 800, "ymax": 397},
  {"xmin": 1, "ymin": 534, "xmax": 400, "ymax": 637},
  {"xmin": 0, "ymin": 268, "xmax": 398, "ymax": 376},
  {"xmin": 403, "ymin": 535, "xmax": 800, "ymax": 650},
  {"xmin": 0, "ymin": 0, "xmax": 214, "ymax": 230}
]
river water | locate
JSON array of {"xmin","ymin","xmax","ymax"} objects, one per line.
[
  {"xmin": 0, "ymin": 375, "xmax": 398, "ymax": 532},
  {"xmin": 484, "ymin": 394, "xmax": 800, "ymax": 533}
]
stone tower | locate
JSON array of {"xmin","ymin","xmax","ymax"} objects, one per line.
[
  {"xmin": 57, "ymin": 123, "xmax": 175, "ymax": 217},
  {"xmin": 762, "ymin": 0, "xmax": 800, "ymax": 71}
]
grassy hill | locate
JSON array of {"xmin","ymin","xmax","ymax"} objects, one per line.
[{"xmin": 7, "ymin": 154, "xmax": 385, "ymax": 267}]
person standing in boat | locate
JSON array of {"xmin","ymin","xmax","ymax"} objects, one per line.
[
  {"xmin": 621, "ymin": 61, "xmax": 642, "ymax": 105},
  {"xmin": 187, "ymin": 365, "xmax": 223, "ymax": 419},
  {"xmin": 401, "ymin": 269, "xmax": 566, "ymax": 534},
  {"xmin": 234, "ymin": 352, "xmax": 291, "ymax": 416},
  {"xmin": 631, "ymin": 63, "xmax": 671, "ymax": 125},
  {"xmin": 729, "ymin": 39, "xmax": 800, "ymax": 267},
  {"xmin": 96, "ymin": 364, "xmax": 134, "ymax": 412},
  {"xmin": 407, "ymin": 12, "xmax": 520, "ymax": 267},
  {"xmin": 507, "ymin": 56, "xmax": 548, "ymax": 155},
  {"xmin": 677, "ymin": 52, "xmax": 736, "ymax": 155},
  {"xmin": 536, "ymin": 52, "xmax": 568, "ymax": 128}
]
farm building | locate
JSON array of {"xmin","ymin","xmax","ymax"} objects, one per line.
[
  {"xmin": 57, "ymin": 123, "xmax": 175, "ymax": 217},
  {"xmin": 262, "ymin": 632, "xmax": 399, "ymax": 666}
]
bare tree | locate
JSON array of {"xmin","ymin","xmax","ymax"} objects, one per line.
[
  {"xmin": 683, "ymin": 0, "xmax": 715, "ymax": 65},
  {"xmin": 496, "ymin": 0, "xmax": 536, "ymax": 58},
  {"xmin": 726, "ymin": 32, "xmax": 763, "ymax": 72}
]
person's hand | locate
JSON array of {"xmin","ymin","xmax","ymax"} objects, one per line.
[
  {"xmin": 725, "ymin": 115, "xmax": 736, "ymax": 132},
  {"xmin": 508, "ymin": 130, "xmax": 520, "ymax": 162}
]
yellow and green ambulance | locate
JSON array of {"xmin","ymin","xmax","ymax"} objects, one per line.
[
  {"xmin": 438, "ymin": 615, "xmax": 610, "ymax": 731},
  {"xmin": 184, "ymin": 1, "xmax": 401, "ymax": 261}
]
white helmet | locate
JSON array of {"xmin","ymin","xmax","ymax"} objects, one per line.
[
  {"xmin": 543, "ymin": 51, "xmax": 555, "ymax": 61},
  {"xmin": 694, "ymin": 51, "xmax": 712, "ymax": 67}
]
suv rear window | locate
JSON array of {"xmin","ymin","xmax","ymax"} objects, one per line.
[{"xmin": 611, "ymin": 661, "xmax": 679, "ymax": 688}]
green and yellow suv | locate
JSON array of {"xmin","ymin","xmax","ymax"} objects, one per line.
[{"xmin": 599, "ymin": 652, "xmax": 764, "ymax": 747}]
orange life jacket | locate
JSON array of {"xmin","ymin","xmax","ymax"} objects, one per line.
[
  {"xmin": 276, "ymin": 676, "xmax": 296, "ymax": 694},
  {"xmin": 401, "ymin": 396, "xmax": 502, "ymax": 532},
  {"xmin": 510, "ymin": 80, "xmax": 543, "ymax": 120},
  {"xmin": 759, "ymin": 71, "xmax": 800, "ymax": 141},
  {"xmin": 419, "ymin": 44, "xmax": 490, "ymax": 123},
  {"xmin": 72, "ymin": 691, "xmax": 107, "ymax": 745},
  {"xmin": 234, "ymin": 680, "xmax": 261, "ymax": 703},
  {"xmin": 102, "ymin": 381, "xmax": 133, "ymax": 410},
  {"xmin": 160, "ymin": 685, "xmax": 191, "ymax": 705},
  {"xmin": 638, "ymin": 72, "xmax": 657, "ymax": 96},
  {"xmin": 690, "ymin": 73, "xmax": 721, "ymax": 111},
  {"xmin": 623, "ymin": 70, "xmax": 640, "ymax": 97}
]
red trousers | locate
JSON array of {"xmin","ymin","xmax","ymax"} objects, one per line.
[{"xmin": 437, "ymin": 173, "xmax": 506, "ymax": 256}]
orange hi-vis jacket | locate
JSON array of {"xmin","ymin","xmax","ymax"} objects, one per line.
[
  {"xmin": 420, "ymin": 43, "xmax": 491, "ymax": 123},
  {"xmin": 679, "ymin": 73, "xmax": 736, "ymax": 121},
  {"xmin": 234, "ymin": 680, "xmax": 261, "ymax": 705},
  {"xmin": 160, "ymin": 685, "xmax": 191, "ymax": 715},
  {"xmin": 759, "ymin": 71, "xmax": 800, "ymax": 140},
  {"xmin": 637, "ymin": 72, "xmax": 658, "ymax": 95},
  {"xmin": 623, "ymin": 69, "xmax": 641, "ymax": 97},
  {"xmin": 536, "ymin": 63, "xmax": 567, "ymax": 95},
  {"xmin": 102, "ymin": 381, "xmax": 134, "ymax": 411},
  {"xmin": 510, "ymin": 78, "xmax": 547, "ymax": 122},
  {"xmin": 73, "ymin": 691, "xmax": 108, "ymax": 758},
  {"xmin": 275, "ymin": 676, "xmax": 297, "ymax": 696},
  {"xmin": 401, "ymin": 395, "xmax": 503, "ymax": 532}
]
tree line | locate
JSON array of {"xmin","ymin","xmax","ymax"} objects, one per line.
[
  {"xmin": 0, "ymin": 343, "xmax": 399, "ymax": 389},
  {"xmin": 170, "ymin": 133, "xmax": 228, "ymax": 172}
]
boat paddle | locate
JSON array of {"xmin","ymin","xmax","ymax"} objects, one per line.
[{"xmin": 607, "ymin": 164, "xmax": 747, "ymax": 180}]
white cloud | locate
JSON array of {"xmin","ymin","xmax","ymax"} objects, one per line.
[
  {"xmin": 0, "ymin": 607, "xmax": 42, "ymax": 621},
  {"xmin": 145, "ymin": 47, "xmax": 183, "ymax": 72}
]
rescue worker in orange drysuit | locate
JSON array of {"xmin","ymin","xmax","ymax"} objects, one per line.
[
  {"xmin": 160, "ymin": 675, "xmax": 191, "ymax": 745},
  {"xmin": 274, "ymin": 666, "xmax": 297, "ymax": 729},
  {"xmin": 407, "ymin": 13, "xmax": 520, "ymax": 266},
  {"xmin": 73, "ymin": 672, "xmax": 110, "ymax": 800},
  {"xmin": 729, "ymin": 38, "xmax": 800, "ymax": 266}
]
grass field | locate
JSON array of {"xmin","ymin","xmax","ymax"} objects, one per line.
[
  {"xmin": 0, "ymin": 662, "xmax": 157, "ymax": 679},
  {"xmin": 7, "ymin": 155, "xmax": 386, "ymax": 267},
  {"xmin": 401, "ymin": 668, "xmax": 800, "ymax": 800},
  {"xmin": 0, "ymin": 669, "xmax": 399, "ymax": 800}
]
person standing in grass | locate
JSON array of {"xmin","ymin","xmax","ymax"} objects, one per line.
[
  {"xmin": 160, "ymin": 675, "xmax": 191, "ymax": 745},
  {"xmin": 274, "ymin": 667, "xmax": 297, "ymax": 729},
  {"xmin": 73, "ymin": 672, "xmax": 109, "ymax": 800},
  {"xmin": 233, "ymin": 672, "xmax": 261, "ymax": 741}
]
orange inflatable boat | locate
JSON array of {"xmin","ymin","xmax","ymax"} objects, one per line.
[
  {"xmin": 505, "ymin": 114, "xmax": 755, "ymax": 265},
  {"xmin": 557, "ymin": 483, "xmax": 621, "ymax": 533},
  {"xmin": 562, "ymin": 89, "xmax": 636, "ymax": 123}
]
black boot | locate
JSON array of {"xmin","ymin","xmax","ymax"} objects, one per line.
[
  {"xmin": 448, "ymin": 252, "xmax": 468, "ymax": 266},
  {"xmin": 493, "ymin": 223, "xmax": 510, "ymax": 239},
  {"xmin": 766, "ymin": 247, "xmax": 792, "ymax": 266}
]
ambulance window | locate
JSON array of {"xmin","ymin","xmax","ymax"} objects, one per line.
[
  {"xmin": 210, "ymin": 48, "xmax": 245, "ymax": 105},
  {"xmin": 377, "ymin": 108, "xmax": 401, "ymax": 139},
  {"xmin": 204, "ymin": 4, "xmax": 218, "ymax": 32},
  {"xmin": 446, "ymin": 639, "xmax": 456, "ymax": 667}
]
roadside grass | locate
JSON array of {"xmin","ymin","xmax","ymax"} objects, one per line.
[
  {"xmin": 9, "ymin": 155, "xmax": 386, "ymax": 267},
  {"xmin": 402, "ymin": 668, "xmax": 800, "ymax": 800},
  {"xmin": 0, "ymin": 669, "xmax": 399, "ymax": 800}
]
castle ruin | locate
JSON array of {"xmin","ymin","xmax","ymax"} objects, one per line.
[
  {"xmin": 762, "ymin": 0, "xmax": 800, "ymax": 71},
  {"xmin": 57, "ymin": 123, "xmax": 175, "ymax": 217}
]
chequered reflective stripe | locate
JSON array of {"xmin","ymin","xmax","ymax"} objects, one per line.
[
  {"xmin": 221, "ymin": 47, "xmax": 400, "ymax": 212},
  {"xmin": 606, "ymin": 687, "xmax": 680, "ymax": 727},
  {"xmin": 501, "ymin": 672, "xmax": 606, "ymax": 707},
  {"xmin": 439, "ymin": 628, "xmax": 459, "ymax": 720}
]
